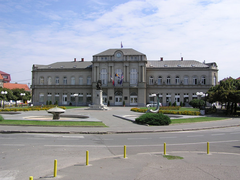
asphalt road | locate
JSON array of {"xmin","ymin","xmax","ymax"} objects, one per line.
[{"xmin": 1, "ymin": 126, "xmax": 240, "ymax": 179}]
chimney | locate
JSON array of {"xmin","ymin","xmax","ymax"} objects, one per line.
[
  {"xmin": 81, "ymin": 58, "xmax": 84, "ymax": 62},
  {"xmin": 74, "ymin": 58, "xmax": 76, "ymax": 62},
  {"xmin": 181, "ymin": 57, "xmax": 183, "ymax": 61},
  {"xmin": 160, "ymin": 57, "xmax": 163, "ymax": 61}
]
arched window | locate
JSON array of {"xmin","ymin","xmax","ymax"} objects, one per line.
[
  {"xmin": 87, "ymin": 76, "xmax": 91, "ymax": 85},
  {"xmin": 55, "ymin": 76, "xmax": 59, "ymax": 85},
  {"xmin": 79, "ymin": 77, "xmax": 83, "ymax": 85},
  {"xmin": 167, "ymin": 76, "xmax": 171, "ymax": 85},
  {"xmin": 40, "ymin": 77, "xmax": 44, "ymax": 85},
  {"xmin": 175, "ymin": 76, "xmax": 180, "ymax": 85},
  {"xmin": 149, "ymin": 76, "xmax": 154, "ymax": 85},
  {"xmin": 184, "ymin": 76, "xmax": 188, "ymax": 85},
  {"xmin": 201, "ymin": 76, "xmax": 206, "ymax": 85},
  {"xmin": 71, "ymin": 76, "xmax": 75, "ymax": 85},
  {"xmin": 157, "ymin": 76, "xmax": 162, "ymax": 85},
  {"xmin": 100, "ymin": 69, "xmax": 107, "ymax": 85},
  {"xmin": 192, "ymin": 76, "xmax": 198, "ymax": 85},
  {"xmin": 63, "ymin": 77, "xmax": 67, "ymax": 85},
  {"xmin": 130, "ymin": 69, "xmax": 138, "ymax": 85},
  {"xmin": 47, "ymin": 76, "xmax": 52, "ymax": 85}
]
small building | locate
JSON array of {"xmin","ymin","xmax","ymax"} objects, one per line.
[{"xmin": 31, "ymin": 48, "xmax": 218, "ymax": 106}]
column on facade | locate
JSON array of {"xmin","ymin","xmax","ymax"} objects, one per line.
[
  {"xmin": 138, "ymin": 65, "xmax": 141, "ymax": 82},
  {"xmin": 127, "ymin": 66, "xmax": 129, "ymax": 82},
  {"xmin": 142, "ymin": 66, "xmax": 145, "ymax": 82},
  {"xmin": 96, "ymin": 66, "xmax": 99, "ymax": 81},
  {"xmin": 123, "ymin": 65, "xmax": 126, "ymax": 82},
  {"xmin": 108, "ymin": 65, "xmax": 111, "ymax": 82}
]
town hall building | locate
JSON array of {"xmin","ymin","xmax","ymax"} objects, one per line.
[{"xmin": 31, "ymin": 48, "xmax": 218, "ymax": 107}]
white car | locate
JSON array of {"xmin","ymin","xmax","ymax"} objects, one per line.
[{"xmin": 146, "ymin": 102, "xmax": 162, "ymax": 107}]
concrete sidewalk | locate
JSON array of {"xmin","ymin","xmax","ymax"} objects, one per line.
[
  {"xmin": 37, "ymin": 152, "xmax": 240, "ymax": 180},
  {"xmin": 0, "ymin": 107, "xmax": 239, "ymax": 134}
]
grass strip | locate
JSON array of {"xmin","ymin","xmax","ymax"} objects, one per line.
[
  {"xmin": 171, "ymin": 117, "xmax": 228, "ymax": 124},
  {"xmin": 163, "ymin": 155, "xmax": 183, "ymax": 160},
  {"xmin": 0, "ymin": 120, "xmax": 107, "ymax": 127}
]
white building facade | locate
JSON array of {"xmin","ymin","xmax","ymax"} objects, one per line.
[{"xmin": 31, "ymin": 48, "xmax": 218, "ymax": 106}]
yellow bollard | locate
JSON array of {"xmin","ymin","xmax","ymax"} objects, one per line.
[
  {"xmin": 164, "ymin": 142, "xmax": 166, "ymax": 155},
  {"xmin": 29, "ymin": 176, "xmax": 33, "ymax": 180},
  {"xmin": 86, "ymin": 150, "xmax": 89, "ymax": 166},
  {"xmin": 54, "ymin": 159, "xmax": 57, "ymax": 177},
  {"xmin": 207, "ymin": 142, "xmax": 210, "ymax": 154},
  {"xmin": 124, "ymin": 145, "xmax": 127, "ymax": 158}
]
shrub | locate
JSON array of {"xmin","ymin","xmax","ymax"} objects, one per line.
[
  {"xmin": 189, "ymin": 99, "xmax": 205, "ymax": 108},
  {"xmin": 46, "ymin": 101, "xmax": 49, "ymax": 105},
  {"xmin": 135, "ymin": 113, "xmax": 171, "ymax": 126},
  {"xmin": 0, "ymin": 115, "xmax": 4, "ymax": 121},
  {"xmin": 180, "ymin": 101, "xmax": 183, "ymax": 107},
  {"xmin": 172, "ymin": 102, "xmax": 176, "ymax": 106},
  {"xmin": 169, "ymin": 102, "xmax": 172, "ymax": 106}
]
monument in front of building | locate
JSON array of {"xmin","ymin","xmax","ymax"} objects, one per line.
[{"xmin": 89, "ymin": 80, "xmax": 109, "ymax": 110}]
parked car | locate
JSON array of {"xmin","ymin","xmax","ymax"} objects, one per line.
[{"xmin": 146, "ymin": 102, "xmax": 162, "ymax": 107}]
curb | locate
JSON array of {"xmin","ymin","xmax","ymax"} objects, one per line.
[{"xmin": 0, "ymin": 124, "xmax": 239, "ymax": 134}]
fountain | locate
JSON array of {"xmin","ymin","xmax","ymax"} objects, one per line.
[{"xmin": 47, "ymin": 106, "xmax": 66, "ymax": 120}]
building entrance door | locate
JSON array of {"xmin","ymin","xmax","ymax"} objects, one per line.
[
  {"xmin": 175, "ymin": 96, "xmax": 180, "ymax": 106},
  {"xmin": 62, "ymin": 94, "xmax": 67, "ymax": 105},
  {"xmin": 115, "ymin": 96, "xmax": 123, "ymax": 106}
]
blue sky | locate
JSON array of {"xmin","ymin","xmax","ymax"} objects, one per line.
[{"xmin": 1, "ymin": 0, "xmax": 240, "ymax": 85}]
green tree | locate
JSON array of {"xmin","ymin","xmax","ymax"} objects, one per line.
[{"xmin": 207, "ymin": 78, "xmax": 240, "ymax": 115}]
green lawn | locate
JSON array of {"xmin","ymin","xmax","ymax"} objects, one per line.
[
  {"xmin": 0, "ymin": 120, "xmax": 107, "ymax": 127},
  {"xmin": 171, "ymin": 117, "xmax": 228, "ymax": 124}
]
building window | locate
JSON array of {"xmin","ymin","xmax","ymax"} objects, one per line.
[
  {"xmin": 167, "ymin": 76, "xmax": 171, "ymax": 85},
  {"xmin": 79, "ymin": 77, "xmax": 83, "ymax": 85},
  {"xmin": 70, "ymin": 93, "xmax": 76, "ymax": 102},
  {"xmin": 63, "ymin": 77, "xmax": 67, "ymax": 85},
  {"xmin": 149, "ymin": 76, "xmax": 154, "ymax": 85},
  {"xmin": 47, "ymin": 93, "xmax": 52, "ymax": 102},
  {"xmin": 157, "ymin": 76, "xmax": 162, "ymax": 85},
  {"xmin": 192, "ymin": 93, "xmax": 198, "ymax": 100},
  {"xmin": 184, "ymin": 93, "xmax": 189, "ymax": 103},
  {"xmin": 193, "ymin": 76, "xmax": 198, "ymax": 85},
  {"xmin": 201, "ymin": 76, "xmax": 206, "ymax": 85},
  {"xmin": 55, "ymin": 93, "xmax": 60, "ymax": 104},
  {"xmin": 184, "ymin": 76, "xmax": 188, "ymax": 85},
  {"xmin": 71, "ymin": 76, "xmax": 75, "ymax": 85},
  {"xmin": 100, "ymin": 69, "xmax": 107, "ymax": 85},
  {"xmin": 86, "ymin": 93, "xmax": 91, "ymax": 104},
  {"xmin": 115, "ymin": 69, "xmax": 123, "ymax": 86},
  {"xmin": 175, "ymin": 76, "xmax": 180, "ymax": 85},
  {"xmin": 130, "ymin": 69, "xmax": 138, "ymax": 85},
  {"xmin": 166, "ymin": 93, "xmax": 171, "ymax": 103},
  {"xmin": 40, "ymin": 77, "xmax": 44, "ymax": 85},
  {"xmin": 213, "ymin": 74, "xmax": 216, "ymax": 86},
  {"xmin": 87, "ymin": 77, "xmax": 91, "ymax": 85},
  {"xmin": 39, "ymin": 93, "xmax": 44, "ymax": 102},
  {"xmin": 55, "ymin": 77, "xmax": 59, "ymax": 85},
  {"xmin": 47, "ymin": 77, "xmax": 52, "ymax": 85}
]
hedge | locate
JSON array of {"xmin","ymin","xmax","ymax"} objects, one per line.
[
  {"xmin": 131, "ymin": 107, "xmax": 200, "ymax": 116},
  {"xmin": 0, "ymin": 105, "xmax": 66, "ymax": 112},
  {"xmin": 135, "ymin": 113, "xmax": 171, "ymax": 125}
]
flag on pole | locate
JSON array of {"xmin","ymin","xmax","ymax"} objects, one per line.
[
  {"xmin": 121, "ymin": 42, "xmax": 123, "ymax": 48},
  {"xmin": 120, "ymin": 73, "xmax": 124, "ymax": 85}
]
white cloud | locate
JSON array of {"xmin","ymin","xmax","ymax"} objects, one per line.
[{"xmin": 1, "ymin": 0, "xmax": 240, "ymax": 84}]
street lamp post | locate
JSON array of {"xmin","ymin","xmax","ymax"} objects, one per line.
[
  {"xmin": 1, "ymin": 91, "xmax": 8, "ymax": 109},
  {"xmin": 20, "ymin": 93, "xmax": 26, "ymax": 107}
]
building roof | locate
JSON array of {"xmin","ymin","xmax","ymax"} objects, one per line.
[
  {"xmin": 33, "ymin": 61, "xmax": 92, "ymax": 69},
  {"xmin": 0, "ymin": 70, "xmax": 11, "ymax": 82},
  {"xmin": 3, "ymin": 83, "xmax": 30, "ymax": 91},
  {"xmin": 0, "ymin": 74, "xmax": 3, "ymax": 80},
  {"xmin": 146, "ymin": 60, "xmax": 210, "ymax": 68},
  {"xmin": 93, "ymin": 48, "xmax": 146, "ymax": 56}
]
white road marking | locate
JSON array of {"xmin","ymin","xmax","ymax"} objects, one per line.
[
  {"xmin": 159, "ymin": 137, "xmax": 177, "ymax": 139},
  {"xmin": 187, "ymin": 135, "xmax": 204, "ymax": 137},
  {"xmin": 128, "ymin": 138, "xmax": 152, "ymax": 140},
  {"xmin": 1, "ymin": 144, "xmax": 25, "ymax": 146},
  {"xmin": 211, "ymin": 133, "xmax": 225, "ymax": 136}
]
